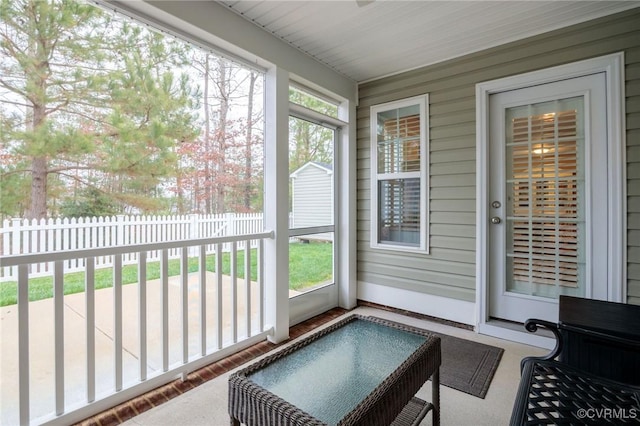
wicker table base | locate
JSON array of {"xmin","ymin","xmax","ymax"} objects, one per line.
[
  {"xmin": 390, "ymin": 397, "xmax": 434, "ymax": 426},
  {"xmin": 228, "ymin": 315, "xmax": 441, "ymax": 426}
]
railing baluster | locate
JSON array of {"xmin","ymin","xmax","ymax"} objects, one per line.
[
  {"xmin": 17, "ymin": 264, "xmax": 29, "ymax": 426},
  {"xmin": 181, "ymin": 247, "xmax": 189, "ymax": 364},
  {"xmin": 245, "ymin": 240, "xmax": 251, "ymax": 338},
  {"xmin": 54, "ymin": 260, "xmax": 64, "ymax": 415},
  {"xmin": 161, "ymin": 249, "xmax": 169, "ymax": 372},
  {"xmin": 258, "ymin": 239, "xmax": 264, "ymax": 332},
  {"xmin": 199, "ymin": 245, "xmax": 207, "ymax": 356},
  {"xmin": 113, "ymin": 254, "xmax": 123, "ymax": 391},
  {"xmin": 86, "ymin": 257, "xmax": 96, "ymax": 403},
  {"xmin": 138, "ymin": 252, "xmax": 147, "ymax": 381},
  {"xmin": 216, "ymin": 242, "xmax": 223, "ymax": 349},
  {"xmin": 231, "ymin": 241, "xmax": 237, "ymax": 343}
]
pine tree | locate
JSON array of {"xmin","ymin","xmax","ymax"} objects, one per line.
[{"xmin": 0, "ymin": 0, "xmax": 198, "ymax": 218}]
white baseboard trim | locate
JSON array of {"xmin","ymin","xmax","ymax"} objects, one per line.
[{"xmin": 357, "ymin": 281, "xmax": 476, "ymax": 326}]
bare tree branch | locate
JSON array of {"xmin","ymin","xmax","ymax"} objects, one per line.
[
  {"xmin": 0, "ymin": 78, "xmax": 28, "ymax": 98},
  {"xmin": 0, "ymin": 98, "xmax": 29, "ymax": 109}
]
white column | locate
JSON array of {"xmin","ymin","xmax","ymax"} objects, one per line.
[
  {"xmin": 264, "ymin": 66, "xmax": 290, "ymax": 343},
  {"xmin": 337, "ymin": 100, "xmax": 357, "ymax": 309}
]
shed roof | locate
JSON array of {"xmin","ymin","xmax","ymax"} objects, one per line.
[{"xmin": 290, "ymin": 161, "xmax": 333, "ymax": 178}]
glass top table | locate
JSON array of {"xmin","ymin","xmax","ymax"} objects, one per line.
[{"xmin": 228, "ymin": 315, "xmax": 441, "ymax": 426}]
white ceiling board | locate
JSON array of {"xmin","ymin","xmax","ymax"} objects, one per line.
[{"xmin": 218, "ymin": 1, "xmax": 640, "ymax": 82}]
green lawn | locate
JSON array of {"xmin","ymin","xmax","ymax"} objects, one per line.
[{"xmin": 0, "ymin": 241, "xmax": 333, "ymax": 307}]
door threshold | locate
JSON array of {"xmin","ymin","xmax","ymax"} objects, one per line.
[
  {"xmin": 478, "ymin": 319, "xmax": 556, "ymax": 350},
  {"xmin": 488, "ymin": 317, "xmax": 555, "ymax": 337}
]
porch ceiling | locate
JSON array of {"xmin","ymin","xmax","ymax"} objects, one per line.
[{"xmin": 218, "ymin": 1, "xmax": 639, "ymax": 83}]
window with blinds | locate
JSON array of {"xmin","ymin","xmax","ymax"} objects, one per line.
[
  {"xmin": 370, "ymin": 95, "xmax": 428, "ymax": 251},
  {"xmin": 378, "ymin": 178, "xmax": 420, "ymax": 245},
  {"xmin": 377, "ymin": 114, "xmax": 421, "ymax": 174},
  {"xmin": 505, "ymin": 98, "xmax": 585, "ymax": 298}
]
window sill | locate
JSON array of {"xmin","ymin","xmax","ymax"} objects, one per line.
[{"xmin": 370, "ymin": 243, "xmax": 429, "ymax": 255}]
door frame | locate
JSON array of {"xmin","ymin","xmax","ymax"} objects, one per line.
[
  {"xmin": 475, "ymin": 53, "xmax": 626, "ymax": 347},
  {"xmin": 287, "ymin": 108, "xmax": 345, "ymax": 326}
]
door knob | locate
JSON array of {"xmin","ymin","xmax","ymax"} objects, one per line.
[{"xmin": 491, "ymin": 217, "xmax": 502, "ymax": 224}]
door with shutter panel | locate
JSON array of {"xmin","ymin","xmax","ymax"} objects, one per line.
[{"xmin": 488, "ymin": 74, "xmax": 608, "ymax": 324}]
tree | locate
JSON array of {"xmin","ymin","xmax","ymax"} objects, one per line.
[
  {"xmin": 59, "ymin": 187, "xmax": 117, "ymax": 217},
  {"xmin": 97, "ymin": 22, "xmax": 198, "ymax": 213},
  {"xmin": 0, "ymin": 0, "xmax": 198, "ymax": 219},
  {"xmin": 243, "ymin": 71, "xmax": 258, "ymax": 210},
  {"xmin": 173, "ymin": 52, "xmax": 263, "ymax": 215},
  {"xmin": 288, "ymin": 88, "xmax": 335, "ymax": 174}
]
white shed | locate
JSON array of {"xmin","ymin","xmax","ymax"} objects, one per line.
[{"xmin": 290, "ymin": 161, "xmax": 333, "ymax": 241}]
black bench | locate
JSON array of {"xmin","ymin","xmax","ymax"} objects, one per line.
[{"xmin": 510, "ymin": 296, "xmax": 640, "ymax": 425}]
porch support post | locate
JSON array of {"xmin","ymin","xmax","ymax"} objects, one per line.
[
  {"xmin": 264, "ymin": 65, "xmax": 290, "ymax": 343},
  {"xmin": 337, "ymin": 100, "xmax": 357, "ymax": 309}
]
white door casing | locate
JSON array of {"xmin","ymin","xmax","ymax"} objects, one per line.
[{"xmin": 476, "ymin": 53, "xmax": 625, "ymax": 346}]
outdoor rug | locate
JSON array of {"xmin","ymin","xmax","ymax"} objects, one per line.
[{"xmin": 431, "ymin": 331, "xmax": 504, "ymax": 399}]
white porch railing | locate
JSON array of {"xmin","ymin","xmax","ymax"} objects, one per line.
[{"xmin": 0, "ymin": 230, "xmax": 273, "ymax": 426}]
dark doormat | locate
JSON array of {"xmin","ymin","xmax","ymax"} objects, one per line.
[{"xmin": 431, "ymin": 331, "xmax": 504, "ymax": 399}]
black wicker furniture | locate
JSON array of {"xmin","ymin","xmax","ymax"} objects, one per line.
[
  {"xmin": 511, "ymin": 359, "xmax": 640, "ymax": 425},
  {"xmin": 228, "ymin": 315, "xmax": 441, "ymax": 426},
  {"xmin": 510, "ymin": 296, "xmax": 640, "ymax": 425}
]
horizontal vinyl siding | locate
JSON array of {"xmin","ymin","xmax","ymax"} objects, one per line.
[
  {"xmin": 627, "ymin": 43, "xmax": 640, "ymax": 306},
  {"xmin": 292, "ymin": 166, "xmax": 332, "ymax": 228},
  {"xmin": 356, "ymin": 8, "xmax": 640, "ymax": 304}
]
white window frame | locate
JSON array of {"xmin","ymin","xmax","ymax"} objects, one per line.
[{"xmin": 370, "ymin": 94, "xmax": 429, "ymax": 253}]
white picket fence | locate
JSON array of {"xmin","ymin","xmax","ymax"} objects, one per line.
[{"xmin": 0, "ymin": 213, "xmax": 265, "ymax": 281}]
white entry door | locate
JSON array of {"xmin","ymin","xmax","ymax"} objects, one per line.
[{"xmin": 488, "ymin": 73, "xmax": 608, "ymax": 324}]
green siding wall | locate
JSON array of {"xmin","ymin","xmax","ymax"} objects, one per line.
[
  {"xmin": 357, "ymin": 9, "xmax": 640, "ymax": 304},
  {"xmin": 628, "ymin": 41, "xmax": 640, "ymax": 305}
]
